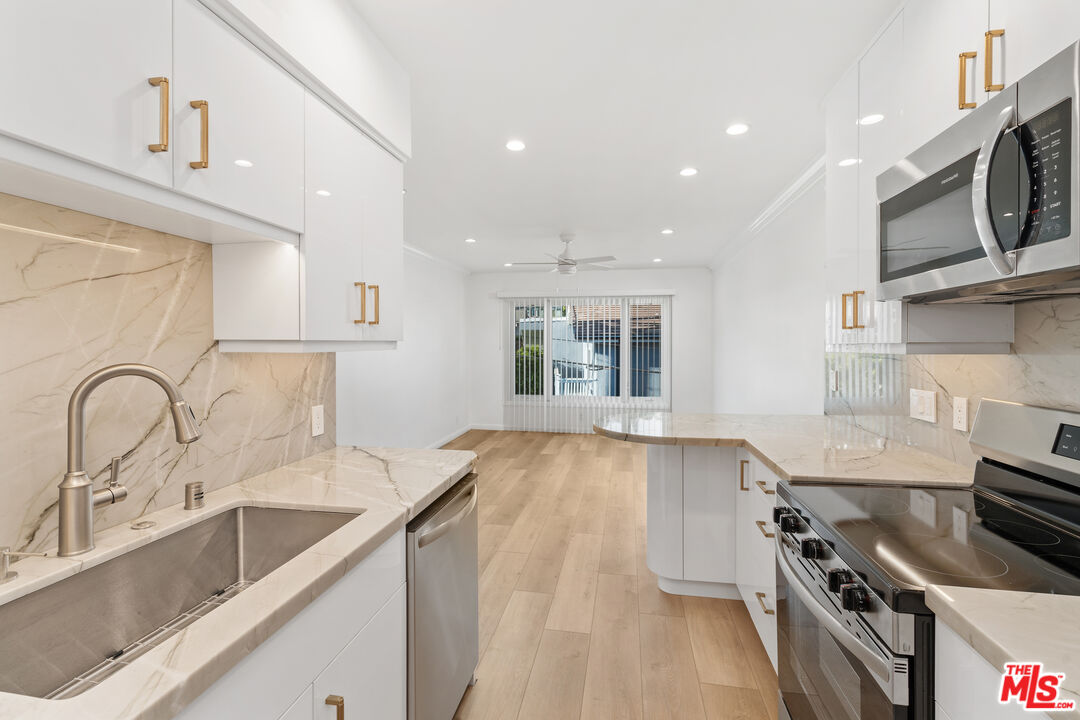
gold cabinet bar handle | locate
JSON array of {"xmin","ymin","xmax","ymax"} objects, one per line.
[
  {"xmin": 755, "ymin": 591, "xmax": 775, "ymax": 615},
  {"xmin": 841, "ymin": 293, "xmax": 853, "ymax": 330},
  {"xmin": 959, "ymin": 51, "xmax": 977, "ymax": 109},
  {"xmin": 368, "ymin": 284, "xmax": 380, "ymax": 325},
  {"xmin": 739, "ymin": 459, "xmax": 750, "ymax": 492},
  {"xmin": 754, "ymin": 480, "xmax": 776, "ymax": 496},
  {"xmin": 851, "ymin": 290, "xmax": 866, "ymax": 329},
  {"xmin": 189, "ymin": 100, "xmax": 209, "ymax": 169},
  {"xmin": 147, "ymin": 77, "xmax": 169, "ymax": 152},
  {"xmin": 324, "ymin": 694, "xmax": 345, "ymax": 720},
  {"xmin": 353, "ymin": 281, "xmax": 367, "ymax": 324},
  {"xmin": 985, "ymin": 29, "xmax": 1005, "ymax": 92},
  {"xmin": 755, "ymin": 520, "xmax": 775, "ymax": 539}
]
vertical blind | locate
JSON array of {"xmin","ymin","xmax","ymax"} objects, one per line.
[{"xmin": 502, "ymin": 294, "xmax": 671, "ymax": 433}]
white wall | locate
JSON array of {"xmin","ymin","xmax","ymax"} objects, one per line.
[
  {"xmin": 336, "ymin": 249, "xmax": 468, "ymax": 448},
  {"xmin": 466, "ymin": 267, "xmax": 714, "ymax": 429},
  {"xmin": 712, "ymin": 179, "xmax": 825, "ymax": 414}
]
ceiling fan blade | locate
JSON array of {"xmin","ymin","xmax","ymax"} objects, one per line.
[
  {"xmin": 573, "ymin": 255, "xmax": 616, "ymax": 264},
  {"xmin": 508, "ymin": 261, "xmax": 558, "ymax": 265},
  {"xmin": 578, "ymin": 263, "xmax": 612, "ymax": 271}
]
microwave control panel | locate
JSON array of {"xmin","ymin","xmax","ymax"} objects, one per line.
[{"xmin": 1023, "ymin": 97, "xmax": 1072, "ymax": 245}]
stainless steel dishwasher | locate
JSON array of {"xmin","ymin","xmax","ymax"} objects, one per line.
[{"xmin": 407, "ymin": 474, "xmax": 479, "ymax": 720}]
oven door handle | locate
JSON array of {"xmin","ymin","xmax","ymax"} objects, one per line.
[
  {"xmin": 971, "ymin": 103, "xmax": 1017, "ymax": 276},
  {"xmin": 775, "ymin": 536, "xmax": 892, "ymax": 683}
]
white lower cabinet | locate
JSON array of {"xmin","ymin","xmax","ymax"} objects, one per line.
[
  {"xmin": 176, "ymin": 530, "xmax": 406, "ymax": 720},
  {"xmin": 734, "ymin": 449, "xmax": 778, "ymax": 671}
]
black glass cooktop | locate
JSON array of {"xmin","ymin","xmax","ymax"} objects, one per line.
[{"xmin": 778, "ymin": 462, "xmax": 1080, "ymax": 614}]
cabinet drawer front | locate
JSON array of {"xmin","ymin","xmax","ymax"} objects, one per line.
[
  {"xmin": 0, "ymin": 0, "xmax": 173, "ymax": 187},
  {"xmin": 173, "ymin": 0, "xmax": 304, "ymax": 231},
  {"xmin": 738, "ymin": 584, "xmax": 778, "ymax": 671}
]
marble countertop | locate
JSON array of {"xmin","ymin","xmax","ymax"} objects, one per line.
[
  {"xmin": 595, "ymin": 412, "xmax": 972, "ymax": 487},
  {"xmin": 927, "ymin": 585, "xmax": 1080, "ymax": 716},
  {"xmin": 0, "ymin": 445, "xmax": 476, "ymax": 720}
]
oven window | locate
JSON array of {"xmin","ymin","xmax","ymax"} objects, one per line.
[{"xmin": 879, "ymin": 136, "xmax": 1022, "ymax": 283}]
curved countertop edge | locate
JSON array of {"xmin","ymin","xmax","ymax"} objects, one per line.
[
  {"xmin": 0, "ymin": 445, "xmax": 477, "ymax": 720},
  {"xmin": 594, "ymin": 414, "xmax": 973, "ymax": 488},
  {"xmin": 926, "ymin": 585, "xmax": 1080, "ymax": 716}
]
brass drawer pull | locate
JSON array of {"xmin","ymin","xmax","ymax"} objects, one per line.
[
  {"xmin": 850, "ymin": 290, "xmax": 865, "ymax": 329},
  {"xmin": 147, "ymin": 77, "xmax": 169, "ymax": 152},
  {"xmin": 353, "ymin": 281, "xmax": 367, "ymax": 324},
  {"xmin": 325, "ymin": 694, "xmax": 345, "ymax": 720},
  {"xmin": 368, "ymin": 284, "xmax": 380, "ymax": 325},
  {"xmin": 189, "ymin": 100, "xmax": 209, "ymax": 168},
  {"xmin": 841, "ymin": 292, "xmax": 852, "ymax": 330},
  {"xmin": 755, "ymin": 520, "xmax": 775, "ymax": 539},
  {"xmin": 755, "ymin": 591, "xmax": 775, "ymax": 615},
  {"xmin": 739, "ymin": 459, "xmax": 750, "ymax": 492},
  {"xmin": 985, "ymin": 29, "xmax": 1005, "ymax": 92},
  {"xmin": 959, "ymin": 51, "xmax": 977, "ymax": 109},
  {"xmin": 754, "ymin": 480, "xmax": 775, "ymax": 496}
]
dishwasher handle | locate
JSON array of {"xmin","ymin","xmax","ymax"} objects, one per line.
[{"xmin": 417, "ymin": 485, "xmax": 477, "ymax": 549}]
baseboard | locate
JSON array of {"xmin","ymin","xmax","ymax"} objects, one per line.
[
  {"xmin": 467, "ymin": 423, "xmax": 506, "ymax": 432},
  {"xmin": 656, "ymin": 577, "xmax": 742, "ymax": 600},
  {"xmin": 429, "ymin": 425, "xmax": 474, "ymax": 449}
]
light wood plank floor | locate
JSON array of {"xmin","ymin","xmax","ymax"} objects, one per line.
[{"xmin": 442, "ymin": 430, "xmax": 779, "ymax": 720}]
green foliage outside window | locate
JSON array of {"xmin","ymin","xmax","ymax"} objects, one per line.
[{"xmin": 515, "ymin": 344, "xmax": 543, "ymax": 395}]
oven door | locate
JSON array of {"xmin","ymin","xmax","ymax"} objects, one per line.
[{"xmin": 775, "ymin": 537, "xmax": 909, "ymax": 720}]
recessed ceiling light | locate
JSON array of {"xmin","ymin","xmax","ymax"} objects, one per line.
[
  {"xmin": 504, "ymin": 262, "xmax": 513, "ymax": 267},
  {"xmin": 838, "ymin": 158, "xmax": 862, "ymax": 167},
  {"xmin": 858, "ymin": 113, "xmax": 885, "ymax": 126},
  {"xmin": 505, "ymin": 139, "xmax": 526, "ymax": 152},
  {"xmin": 315, "ymin": 189, "xmax": 332, "ymax": 197},
  {"xmin": 679, "ymin": 167, "xmax": 698, "ymax": 177},
  {"xmin": 234, "ymin": 159, "xmax": 254, "ymax": 168},
  {"xmin": 465, "ymin": 237, "xmax": 476, "ymax": 244},
  {"xmin": 660, "ymin": 228, "xmax": 674, "ymax": 235},
  {"xmin": 653, "ymin": 258, "xmax": 662, "ymax": 263},
  {"xmin": 725, "ymin": 122, "xmax": 750, "ymax": 136}
]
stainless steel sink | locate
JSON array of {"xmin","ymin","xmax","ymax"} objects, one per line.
[{"xmin": 0, "ymin": 506, "xmax": 358, "ymax": 699}]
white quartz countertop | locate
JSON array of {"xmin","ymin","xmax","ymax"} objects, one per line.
[
  {"xmin": 595, "ymin": 412, "xmax": 972, "ymax": 487},
  {"xmin": 927, "ymin": 585, "xmax": 1080, "ymax": 717},
  {"xmin": 0, "ymin": 445, "xmax": 476, "ymax": 720}
]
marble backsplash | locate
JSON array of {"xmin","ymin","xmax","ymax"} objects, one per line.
[
  {"xmin": 826, "ymin": 297, "xmax": 1080, "ymax": 467},
  {"xmin": 0, "ymin": 193, "xmax": 335, "ymax": 552}
]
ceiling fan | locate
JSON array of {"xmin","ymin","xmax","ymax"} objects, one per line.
[{"xmin": 509, "ymin": 233, "xmax": 616, "ymax": 274}]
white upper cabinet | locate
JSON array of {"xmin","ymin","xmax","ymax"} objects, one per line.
[
  {"xmin": 824, "ymin": 66, "xmax": 861, "ymax": 348},
  {"xmin": 173, "ymin": 0, "xmax": 305, "ymax": 232},
  {"xmin": 901, "ymin": 0, "xmax": 989, "ymax": 155},
  {"xmin": 0, "ymin": 0, "xmax": 173, "ymax": 186},
  {"xmin": 989, "ymin": 1, "xmax": 1080, "ymax": 90},
  {"xmin": 302, "ymin": 94, "xmax": 404, "ymax": 343}
]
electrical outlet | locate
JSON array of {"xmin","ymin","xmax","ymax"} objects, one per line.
[
  {"xmin": 952, "ymin": 397, "xmax": 969, "ymax": 432},
  {"xmin": 909, "ymin": 388, "xmax": 937, "ymax": 424},
  {"xmin": 311, "ymin": 405, "xmax": 325, "ymax": 437}
]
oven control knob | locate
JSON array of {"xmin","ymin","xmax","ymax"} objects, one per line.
[
  {"xmin": 840, "ymin": 583, "xmax": 871, "ymax": 612},
  {"xmin": 779, "ymin": 513, "xmax": 803, "ymax": 533},
  {"xmin": 773, "ymin": 506, "xmax": 787, "ymax": 524},
  {"xmin": 827, "ymin": 568, "xmax": 853, "ymax": 593},
  {"xmin": 800, "ymin": 538, "xmax": 827, "ymax": 560}
]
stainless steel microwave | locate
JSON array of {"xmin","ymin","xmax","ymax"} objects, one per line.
[{"xmin": 877, "ymin": 42, "xmax": 1080, "ymax": 303}]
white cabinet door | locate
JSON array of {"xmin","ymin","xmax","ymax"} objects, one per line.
[
  {"xmin": 902, "ymin": 0, "xmax": 989, "ymax": 154},
  {"xmin": 357, "ymin": 140, "xmax": 405, "ymax": 342},
  {"xmin": 313, "ymin": 584, "xmax": 407, "ymax": 720},
  {"xmin": 173, "ymin": 0, "xmax": 304, "ymax": 232},
  {"xmin": 302, "ymin": 93, "xmax": 368, "ymax": 341},
  {"xmin": 0, "ymin": 0, "xmax": 172, "ymax": 186},
  {"xmin": 734, "ymin": 450, "xmax": 754, "ymax": 589},
  {"xmin": 989, "ymin": 1, "xmax": 1080, "ymax": 89},
  {"xmin": 279, "ymin": 687, "xmax": 314, "ymax": 720},
  {"xmin": 824, "ymin": 65, "xmax": 861, "ymax": 348},
  {"xmin": 856, "ymin": 13, "xmax": 906, "ymax": 345}
]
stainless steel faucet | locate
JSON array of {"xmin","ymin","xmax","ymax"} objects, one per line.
[{"xmin": 58, "ymin": 363, "xmax": 202, "ymax": 557}]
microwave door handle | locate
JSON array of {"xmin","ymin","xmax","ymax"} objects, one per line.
[
  {"xmin": 971, "ymin": 104, "xmax": 1017, "ymax": 276},
  {"xmin": 775, "ymin": 536, "xmax": 893, "ymax": 683}
]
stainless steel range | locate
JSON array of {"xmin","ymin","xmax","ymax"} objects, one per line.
[{"xmin": 775, "ymin": 400, "xmax": 1080, "ymax": 720}]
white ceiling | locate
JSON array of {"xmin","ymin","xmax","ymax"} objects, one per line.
[{"xmin": 352, "ymin": 0, "xmax": 899, "ymax": 272}]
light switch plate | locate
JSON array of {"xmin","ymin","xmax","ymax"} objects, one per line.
[
  {"xmin": 829, "ymin": 370, "xmax": 840, "ymax": 393},
  {"xmin": 952, "ymin": 397, "xmax": 968, "ymax": 432},
  {"xmin": 909, "ymin": 388, "xmax": 937, "ymax": 424},
  {"xmin": 311, "ymin": 405, "xmax": 325, "ymax": 437}
]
